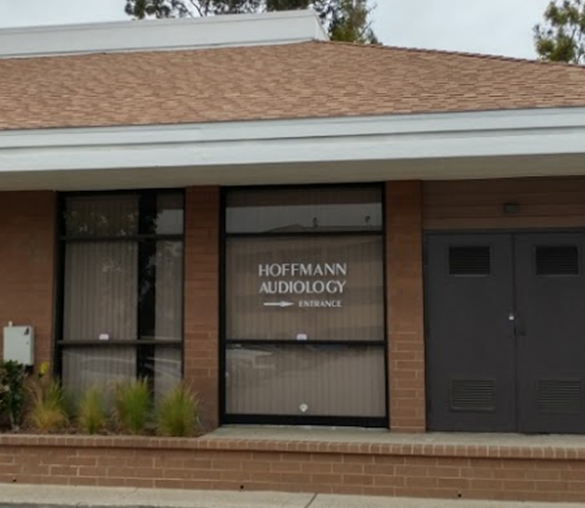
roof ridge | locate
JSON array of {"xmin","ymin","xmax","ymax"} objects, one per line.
[{"xmin": 314, "ymin": 39, "xmax": 585, "ymax": 70}]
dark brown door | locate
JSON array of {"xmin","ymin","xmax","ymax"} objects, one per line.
[
  {"xmin": 427, "ymin": 232, "xmax": 585, "ymax": 434},
  {"xmin": 516, "ymin": 233, "xmax": 585, "ymax": 433},
  {"xmin": 425, "ymin": 234, "xmax": 516, "ymax": 431}
]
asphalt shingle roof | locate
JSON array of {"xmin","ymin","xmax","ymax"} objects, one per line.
[{"xmin": 2, "ymin": 40, "xmax": 585, "ymax": 131}]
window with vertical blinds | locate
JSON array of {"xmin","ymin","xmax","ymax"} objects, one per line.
[
  {"xmin": 59, "ymin": 192, "xmax": 184, "ymax": 400},
  {"xmin": 224, "ymin": 186, "xmax": 386, "ymax": 425},
  {"xmin": 225, "ymin": 235, "xmax": 384, "ymax": 340}
]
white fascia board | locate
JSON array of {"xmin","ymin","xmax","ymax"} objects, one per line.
[
  {"xmin": 1, "ymin": 107, "xmax": 585, "ymax": 173},
  {"xmin": 0, "ymin": 10, "xmax": 327, "ymax": 58}
]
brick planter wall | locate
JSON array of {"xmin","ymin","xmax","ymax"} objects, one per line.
[{"xmin": 2, "ymin": 434, "xmax": 585, "ymax": 502}]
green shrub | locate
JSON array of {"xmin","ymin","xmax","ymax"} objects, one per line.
[
  {"xmin": 155, "ymin": 384, "xmax": 199, "ymax": 437},
  {"xmin": 27, "ymin": 379, "xmax": 69, "ymax": 433},
  {"xmin": 114, "ymin": 379, "xmax": 151, "ymax": 434},
  {"xmin": 0, "ymin": 361, "xmax": 27, "ymax": 431},
  {"xmin": 78, "ymin": 386, "xmax": 107, "ymax": 434}
]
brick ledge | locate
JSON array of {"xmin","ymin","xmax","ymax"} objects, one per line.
[{"xmin": 2, "ymin": 432, "xmax": 585, "ymax": 460}]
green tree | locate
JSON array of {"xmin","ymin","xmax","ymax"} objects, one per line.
[
  {"xmin": 125, "ymin": 0, "xmax": 261, "ymax": 17},
  {"xmin": 124, "ymin": 0, "xmax": 378, "ymax": 43},
  {"xmin": 327, "ymin": 0, "xmax": 377, "ymax": 43},
  {"xmin": 534, "ymin": 0, "xmax": 585, "ymax": 64}
]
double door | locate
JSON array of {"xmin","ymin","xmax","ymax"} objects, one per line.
[{"xmin": 426, "ymin": 232, "xmax": 585, "ymax": 433}]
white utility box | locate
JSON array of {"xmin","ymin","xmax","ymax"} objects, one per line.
[{"xmin": 3, "ymin": 325, "xmax": 34, "ymax": 366}]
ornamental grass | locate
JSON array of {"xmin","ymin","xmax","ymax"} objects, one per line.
[
  {"xmin": 155, "ymin": 384, "xmax": 199, "ymax": 437},
  {"xmin": 114, "ymin": 379, "xmax": 151, "ymax": 435},
  {"xmin": 78, "ymin": 385, "xmax": 107, "ymax": 434},
  {"xmin": 27, "ymin": 378, "xmax": 70, "ymax": 433}
]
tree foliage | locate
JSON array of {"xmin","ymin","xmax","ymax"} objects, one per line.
[
  {"xmin": 327, "ymin": 0, "xmax": 377, "ymax": 43},
  {"xmin": 534, "ymin": 0, "xmax": 585, "ymax": 64},
  {"xmin": 125, "ymin": 0, "xmax": 260, "ymax": 17},
  {"xmin": 124, "ymin": 0, "xmax": 378, "ymax": 43}
]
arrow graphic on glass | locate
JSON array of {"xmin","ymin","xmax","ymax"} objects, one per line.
[{"xmin": 263, "ymin": 301, "xmax": 295, "ymax": 308}]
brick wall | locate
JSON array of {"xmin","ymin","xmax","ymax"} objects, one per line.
[
  {"xmin": 183, "ymin": 187, "xmax": 220, "ymax": 430},
  {"xmin": 1, "ymin": 435, "xmax": 585, "ymax": 502},
  {"xmin": 0, "ymin": 191, "xmax": 56, "ymax": 369},
  {"xmin": 386, "ymin": 182, "xmax": 426, "ymax": 432}
]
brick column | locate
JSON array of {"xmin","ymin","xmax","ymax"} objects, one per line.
[
  {"xmin": 184, "ymin": 186, "xmax": 220, "ymax": 431},
  {"xmin": 386, "ymin": 181, "xmax": 426, "ymax": 432},
  {"xmin": 0, "ymin": 191, "xmax": 56, "ymax": 371}
]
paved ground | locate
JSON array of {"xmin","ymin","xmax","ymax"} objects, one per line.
[
  {"xmin": 208, "ymin": 425, "xmax": 585, "ymax": 449},
  {"xmin": 0, "ymin": 485, "xmax": 583, "ymax": 508}
]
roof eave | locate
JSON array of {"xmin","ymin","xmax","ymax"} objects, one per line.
[{"xmin": 1, "ymin": 106, "xmax": 585, "ymax": 189}]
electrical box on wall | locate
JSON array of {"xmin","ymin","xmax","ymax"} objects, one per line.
[{"xmin": 3, "ymin": 325, "xmax": 34, "ymax": 366}]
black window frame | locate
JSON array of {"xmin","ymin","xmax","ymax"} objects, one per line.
[
  {"xmin": 220, "ymin": 183, "xmax": 389, "ymax": 428},
  {"xmin": 54, "ymin": 189, "xmax": 186, "ymax": 394}
]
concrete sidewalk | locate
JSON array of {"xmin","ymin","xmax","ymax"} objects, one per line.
[{"xmin": 0, "ymin": 485, "xmax": 583, "ymax": 508}]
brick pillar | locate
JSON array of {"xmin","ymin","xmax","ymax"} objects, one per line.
[
  {"xmin": 0, "ymin": 191, "xmax": 56, "ymax": 371},
  {"xmin": 184, "ymin": 186, "xmax": 220, "ymax": 431},
  {"xmin": 386, "ymin": 181, "xmax": 426, "ymax": 432}
]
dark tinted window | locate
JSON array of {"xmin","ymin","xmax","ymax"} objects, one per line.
[
  {"xmin": 226, "ymin": 187, "xmax": 382, "ymax": 234},
  {"xmin": 64, "ymin": 195, "xmax": 139, "ymax": 237},
  {"xmin": 63, "ymin": 192, "xmax": 183, "ymax": 237},
  {"xmin": 153, "ymin": 193, "xmax": 184, "ymax": 235}
]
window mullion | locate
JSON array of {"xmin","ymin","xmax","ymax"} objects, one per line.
[{"xmin": 137, "ymin": 191, "xmax": 157, "ymax": 390}]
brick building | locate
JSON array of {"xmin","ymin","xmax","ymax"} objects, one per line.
[{"xmin": 3, "ymin": 10, "xmax": 585, "ymax": 501}]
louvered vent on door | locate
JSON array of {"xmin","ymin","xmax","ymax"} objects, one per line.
[
  {"xmin": 450, "ymin": 380, "xmax": 496, "ymax": 412},
  {"xmin": 538, "ymin": 380, "xmax": 583, "ymax": 414},
  {"xmin": 449, "ymin": 246, "xmax": 490, "ymax": 276},
  {"xmin": 536, "ymin": 246, "xmax": 579, "ymax": 276}
]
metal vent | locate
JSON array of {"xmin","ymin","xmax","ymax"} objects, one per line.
[
  {"xmin": 450, "ymin": 379, "xmax": 496, "ymax": 412},
  {"xmin": 538, "ymin": 380, "xmax": 583, "ymax": 414},
  {"xmin": 449, "ymin": 246, "xmax": 490, "ymax": 276},
  {"xmin": 536, "ymin": 246, "xmax": 579, "ymax": 276}
]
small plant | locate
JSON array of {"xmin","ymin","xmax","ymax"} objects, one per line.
[
  {"xmin": 27, "ymin": 379, "xmax": 70, "ymax": 433},
  {"xmin": 38, "ymin": 361, "xmax": 50, "ymax": 377},
  {"xmin": 155, "ymin": 384, "xmax": 199, "ymax": 437},
  {"xmin": 0, "ymin": 361, "xmax": 27, "ymax": 431},
  {"xmin": 114, "ymin": 379, "xmax": 151, "ymax": 434},
  {"xmin": 78, "ymin": 385, "xmax": 107, "ymax": 434}
]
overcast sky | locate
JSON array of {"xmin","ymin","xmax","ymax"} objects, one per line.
[{"xmin": 0, "ymin": 0, "xmax": 552, "ymax": 59}]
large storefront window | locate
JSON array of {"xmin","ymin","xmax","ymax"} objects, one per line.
[
  {"xmin": 58, "ymin": 192, "xmax": 184, "ymax": 399},
  {"xmin": 224, "ymin": 186, "xmax": 386, "ymax": 426}
]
